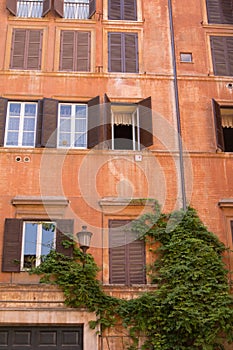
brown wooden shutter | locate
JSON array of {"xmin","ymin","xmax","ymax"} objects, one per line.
[
  {"xmin": 54, "ymin": 0, "xmax": 64, "ymax": 17},
  {"xmin": 88, "ymin": 0, "xmax": 96, "ymax": 18},
  {"xmin": 10, "ymin": 29, "xmax": 26, "ymax": 69},
  {"xmin": 206, "ymin": 0, "xmax": 233, "ymax": 24},
  {"xmin": 76, "ymin": 31, "xmax": 91, "ymax": 72},
  {"xmin": 231, "ymin": 220, "xmax": 233, "ymax": 244},
  {"xmin": 36, "ymin": 99, "xmax": 43, "ymax": 147},
  {"xmin": 128, "ymin": 237, "xmax": 146, "ymax": 284},
  {"xmin": 2, "ymin": 219, "xmax": 23, "ymax": 272},
  {"xmin": 56, "ymin": 219, "xmax": 74, "ymax": 256},
  {"xmin": 138, "ymin": 96, "xmax": 153, "ymax": 148},
  {"xmin": 87, "ymin": 96, "xmax": 100, "ymax": 148},
  {"xmin": 125, "ymin": 33, "xmax": 138, "ymax": 72},
  {"xmin": 212, "ymin": 99, "xmax": 224, "ymax": 151},
  {"xmin": 41, "ymin": 98, "xmax": 58, "ymax": 148},
  {"xmin": 108, "ymin": 0, "xmax": 121, "ymax": 19},
  {"xmin": 0, "ymin": 97, "xmax": 8, "ymax": 147},
  {"xmin": 27, "ymin": 30, "xmax": 43, "ymax": 70},
  {"xmin": 6, "ymin": 0, "xmax": 17, "ymax": 15},
  {"xmin": 210, "ymin": 36, "xmax": 233, "ymax": 76},
  {"xmin": 104, "ymin": 94, "xmax": 112, "ymax": 148},
  {"xmin": 108, "ymin": 32, "xmax": 122, "ymax": 72},
  {"xmin": 109, "ymin": 0, "xmax": 137, "ymax": 20},
  {"xmin": 60, "ymin": 31, "xmax": 75, "ymax": 71},
  {"xmin": 42, "ymin": 0, "xmax": 51, "ymax": 16}
]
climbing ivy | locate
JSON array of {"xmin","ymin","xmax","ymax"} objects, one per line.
[{"xmin": 31, "ymin": 205, "xmax": 233, "ymax": 350}]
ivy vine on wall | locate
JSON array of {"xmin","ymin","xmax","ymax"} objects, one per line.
[{"xmin": 31, "ymin": 204, "xmax": 233, "ymax": 350}]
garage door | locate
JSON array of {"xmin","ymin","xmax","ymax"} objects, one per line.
[{"xmin": 0, "ymin": 326, "xmax": 83, "ymax": 350}]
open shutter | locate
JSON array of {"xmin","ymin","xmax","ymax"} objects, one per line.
[
  {"xmin": 88, "ymin": 0, "xmax": 96, "ymax": 18},
  {"xmin": 138, "ymin": 96, "xmax": 153, "ymax": 148},
  {"xmin": 54, "ymin": 0, "xmax": 64, "ymax": 17},
  {"xmin": 108, "ymin": 32, "xmax": 122, "ymax": 72},
  {"xmin": 2, "ymin": 219, "xmax": 23, "ymax": 272},
  {"xmin": 87, "ymin": 96, "xmax": 100, "ymax": 148},
  {"xmin": 27, "ymin": 30, "xmax": 43, "ymax": 70},
  {"xmin": 76, "ymin": 31, "xmax": 91, "ymax": 72},
  {"xmin": 41, "ymin": 98, "xmax": 58, "ymax": 148},
  {"xmin": 56, "ymin": 219, "xmax": 74, "ymax": 256},
  {"xmin": 10, "ymin": 29, "xmax": 26, "ymax": 69},
  {"xmin": 60, "ymin": 31, "xmax": 75, "ymax": 71},
  {"xmin": 108, "ymin": 0, "xmax": 121, "ymax": 19},
  {"xmin": 36, "ymin": 99, "xmax": 43, "ymax": 147},
  {"xmin": 212, "ymin": 99, "xmax": 224, "ymax": 151},
  {"xmin": 210, "ymin": 36, "xmax": 233, "ymax": 76},
  {"xmin": 42, "ymin": 0, "xmax": 51, "ymax": 16},
  {"xmin": 124, "ymin": 33, "xmax": 138, "ymax": 73},
  {"xmin": 0, "ymin": 97, "xmax": 8, "ymax": 146},
  {"xmin": 104, "ymin": 94, "xmax": 112, "ymax": 147},
  {"xmin": 6, "ymin": 0, "xmax": 17, "ymax": 15}
]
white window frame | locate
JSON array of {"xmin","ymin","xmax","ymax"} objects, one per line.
[
  {"xmin": 111, "ymin": 104, "xmax": 140, "ymax": 150},
  {"xmin": 21, "ymin": 221, "xmax": 56, "ymax": 270},
  {"xmin": 4, "ymin": 101, "xmax": 37, "ymax": 148},
  {"xmin": 57, "ymin": 103, "xmax": 88, "ymax": 149}
]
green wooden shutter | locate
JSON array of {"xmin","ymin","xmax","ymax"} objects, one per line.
[
  {"xmin": 87, "ymin": 96, "xmax": 100, "ymax": 148},
  {"xmin": 210, "ymin": 36, "xmax": 233, "ymax": 76},
  {"xmin": 212, "ymin": 99, "xmax": 225, "ymax": 151},
  {"xmin": 56, "ymin": 219, "xmax": 74, "ymax": 256},
  {"xmin": 2, "ymin": 219, "xmax": 23, "ymax": 272},
  {"xmin": 0, "ymin": 97, "xmax": 8, "ymax": 146},
  {"xmin": 138, "ymin": 96, "xmax": 153, "ymax": 148},
  {"xmin": 41, "ymin": 98, "xmax": 58, "ymax": 147}
]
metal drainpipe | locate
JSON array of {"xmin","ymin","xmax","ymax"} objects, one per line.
[{"xmin": 168, "ymin": 0, "xmax": 187, "ymax": 210}]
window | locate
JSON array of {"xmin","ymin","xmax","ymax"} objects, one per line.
[
  {"xmin": 108, "ymin": 0, "xmax": 137, "ymax": 20},
  {"xmin": 108, "ymin": 32, "xmax": 138, "ymax": 73},
  {"xmin": 21, "ymin": 222, "xmax": 55, "ymax": 269},
  {"xmin": 6, "ymin": 0, "xmax": 50, "ymax": 17},
  {"xmin": 10, "ymin": 29, "xmax": 43, "ymax": 70},
  {"xmin": 60, "ymin": 31, "xmax": 91, "ymax": 72},
  {"xmin": 210, "ymin": 36, "xmax": 233, "ymax": 76},
  {"xmin": 109, "ymin": 220, "xmax": 146, "ymax": 285},
  {"xmin": 212, "ymin": 99, "xmax": 233, "ymax": 152},
  {"xmin": 4, "ymin": 102, "xmax": 37, "ymax": 147},
  {"xmin": 180, "ymin": 52, "xmax": 192, "ymax": 62},
  {"xmin": 104, "ymin": 95, "xmax": 153, "ymax": 150},
  {"xmin": 206, "ymin": 0, "xmax": 233, "ymax": 24},
  {"xmin": 54, "ymin": 0, "xmax": 96, "ymax": 19},
  {"xmin": 2, "ymin": 219, "xmax": 73, "ymax": 272}
]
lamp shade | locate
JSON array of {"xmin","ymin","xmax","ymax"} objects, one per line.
[{"xmin": 76, "ymin": 226, "xmax": 93, "ymax": 252}]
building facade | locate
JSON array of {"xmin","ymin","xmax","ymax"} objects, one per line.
[{"xmin": 0, "ymin": 0, "xmax": 233, "ymax": 348}]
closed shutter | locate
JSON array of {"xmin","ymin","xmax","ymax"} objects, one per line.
[
  {"xmin": 42, "ymin": 0, "xmax": 51, "ymax": 16},
  {"xmin": 206, "ymin": 0, "xmax": 233, "ymax": 24},
  {"xmin": 10, "ymin": 29, "xmax": 26, "ymax": 69},
  {"xmin": 6, "ymin": 0, "xmax": 17, "ymax": 15},
  {"xmin": 2, "ymin": 219, "xmax": 23, "ymax": 272},
  {"xmin": 108, "ymin": 0, "xmax": 137, "ymax": 20},
  {"xmin": 210, "ymin": 36, "xmax": 233, "ymax": 76},
  {"xmin": 41, "ymin": 98, "xmax": 58, "ymax": 148},
  {"xmin": 0, "ymin": 97, "xmax": 8, "ymax": 146},
  {"xmin": 87, "ymin": 96, "xmax": 100, "ymax": 148},
  {"xmin": 27, "ymin": 30, "xmax": 42, "ymax": 70},
  {"xmin": 212, "ymin": 99, "xmax": 225, "ymax": 151},
  {"xmin": 124, "ymin": 0, "xmax": 137, "ymax": 20},
  {"xmin": 138, "ymin": 96, "xmax": 153, "ymax": 148},
  {"xmin": 88, "ymin": 0, "xmax": 96, "ymax": 18},
  {"xmin": 109, "ymin": 220, "xmax": 146, "ymax": 285},
  {"xmin": 60, "ymin": 31, "xmax": 75, "ymax": 71},
  {"xmin": 54, "ymin": 0, "xmax": 64, "ymax": 17},
  {"xmin": 104, "ymin": 94, "xmax": 112, "ymax": 147},
  {"xmin": 231, "ymin": 220, "xmax": 233, "ymax": 244},
  {"xmin": 76, "ymin": 31, "xmax": 90, "ymax": 71},
  {"xmin": 108, "ymin": 0, "xmax": 121, "ymax": 19},
  {"xmin": 36, "ymin": 99, "xmax": 43, "ymax": 147},
  {"xmin": 108, "ymin": 32, "xmax": 138, "ymax": 73},
  {"xmin": 56, "ymin": 219, "xmax": 74, "ymax": 256}
]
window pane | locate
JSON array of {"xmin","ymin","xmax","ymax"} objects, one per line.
[
  {"xmin": 59, "ymin": 133, "xmax": 71, "ymax": 147},
  {"xmin": 60, "ymin": 119, "xmax": 71, "ymax": 132},
  {"xmin": 75, "ymin": 105, "xmax": 87, "ymax": 118},
  {"xmin": 9, "ymin": 103, "xmax": 21, "ymax": 116},
  {"xmin": 60, "ymin": 105, "xmax": 71, "ymax": 117},
  {"xmin": 74, "ymin": 133, "xmax": 86, "ymax": 147},
  {"xmin": 8, "ymin": 118, "xmax": 20, "ymax": 131},
  {"xmin": 41, "ymin": 223, "xmax": 55, "ymax": 256},
  {"xmin": 23, "ymin": 223, "xmax": 37, "ymax": 268},
  {"xmin": 22, "ymin": 132, "xmax": 34, "ymax": 146},
  {"xmin": 75, "ymin": 119, "xmax": 86, "ymax": 132},
  {"xmin": 24, "ymin": 118, "xmax": 35, "ymax": 131},
  {"xmin": 6, "ymin": 132, "xmax": 18, "ymax": 146},
  {"xmin": 25, "ymin": 104, "xmax": 36, "ymax": 116}
]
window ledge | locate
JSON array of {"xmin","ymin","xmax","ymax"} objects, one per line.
[{"xmin": 218, "ymin": 199, "xmax": 233, "ymax": 208}]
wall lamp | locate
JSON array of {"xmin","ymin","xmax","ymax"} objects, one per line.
[{"xmin": 76, "ymin": 226, "xmax": 93, "ymax": 254}]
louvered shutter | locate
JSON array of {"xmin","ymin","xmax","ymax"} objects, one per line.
[
  {"xmin": 104, "ymin": 94, "xmax": 112, "ymax": 147},
  {"xmin": 0, "ymin": 97, "xmax": 8, "ymax": 146},
  {"xmin": 124, "ymin": 0, "xmax": 137, "ymax": 20},
  {"xmin": 76, "ymin": 31, "xmax": 90, "ymax": 72},
  {"xmin": 60, "ymin": 31, "xmax": 75, "ymax": 71},
  {"xmin": 27, "ymin": 30, "xmax": 42, "ymax": 70},
  {"xmin": 42, "ymin": 0, "xmax": 51, "ymax": 16},
  {"xmin": 41, "ymin": 98, "xmax": 58, "ymax": 148},
  {"xmin": 206, "ymin": 0, "xmax": 233, "ymax": 24},
  {"xmin": 138, "ymin": 96, "xmax": 153, "ymax": 148},
  {"xmin": 2, "ymin": 219, "xmax": 23, "ymax": 272},
  {"xmin": 88, "ymin": 0, "xmax": 96, "ymax": 18},
  {"xmin": 56, "ymin": 219, "xmax": 74, "ymax": 256},
  {"xmin": 128, "ymin": 237, "xmax": 146, "ymax": 284},
  {"xmin": 125, "ymin": 33, "xmax": 138, "ymax": 72},
  {"xmin": 108, "ymin": 33, "xmax": 122, "ymax": 72},
  {"xmin": 6, "ymin": 0, "xmax": 17, "ymax": 15},
  {"xmin": 36, "ymin": 99, "xmax": 43, "ymax": 147},
  {"xmin": 231, "ymin": 220, "xmax": 233, "ymax": 244},
  {"xmin": 212, "ymin": 99, "xmax": 224, "ymax": 151},
  {"xmin": 87, "ymin": 96, "xmax": 100, "ymax": 148},
  {"xmin": 54, "ymin": 0, "xmax": 64, "ymax": 17},
  {"xmin": 10, "ymin": 29, "xmax": 26, "ymax": 69},
  {"xmin": 108, "ymin": 0, "xmax": 121, "ymax": 19},
  {"xmin": 210, "ymin": 36, "xmax": 233, "ymax": 76},
  {"xmin": 109, "ymin": 0, "xmax": 137, "ymax": 20}
]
